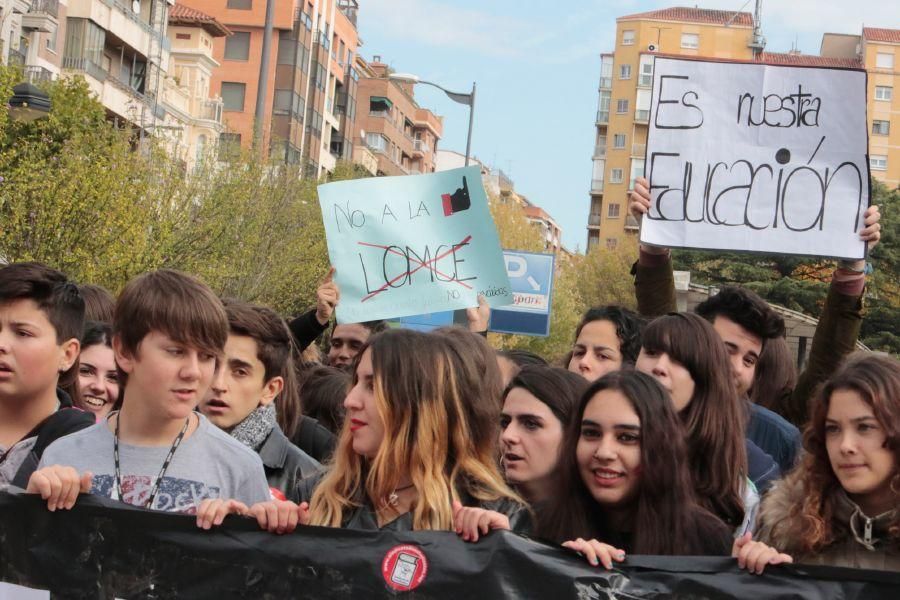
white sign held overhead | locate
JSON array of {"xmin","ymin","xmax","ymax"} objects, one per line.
[{"xmin": 641, "ymin": 57, "xmax": 870, "ymax": 260}]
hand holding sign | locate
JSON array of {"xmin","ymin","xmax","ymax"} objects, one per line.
[{"xmin": 315, "ymin": 267, "xmax": 340, "ymax": 326}]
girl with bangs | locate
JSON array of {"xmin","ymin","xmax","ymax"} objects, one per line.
[
  {"xmin": 242, "ymin": 329, "xmax": 528, "ymax": 533},
  {"xmin": 736, "ymin": 353, "xmax": 900, "ymax": 573},
  {"xmin": 635, "ymin": 313, "xmax": 780, "ymax": 531}
]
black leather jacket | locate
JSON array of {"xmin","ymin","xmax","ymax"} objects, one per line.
[
  {"xmin": 260, "ymin": 427, "xmax": 322, "ymax": 502},
  {"xmin": 295, "ymin": 473, "xmax": 532, "ymax": 534}
]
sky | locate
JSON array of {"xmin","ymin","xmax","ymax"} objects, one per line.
[{"xmin": 355, "ymin": 0, "xmax": 899, "ymax": 251}]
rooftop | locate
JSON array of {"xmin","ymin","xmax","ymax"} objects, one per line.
[
  {"xmin": 618, "ymin": 7, "xmax": 753, "ymax": 27},
  {"xmin": 169, "ymin": 3, "xmax": 231, "ymax": 37},
  {"xmin": 862, "ymin": 27, "xmax": 900, "ymax": 44},
  {"xmin": 757, "ymin": 51, "xmax": 863, "ymax": 68}
]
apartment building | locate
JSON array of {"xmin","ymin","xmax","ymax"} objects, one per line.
[
  {"xmin": 355, "ymin": 55, "xmax": 443, "ymax": 177},
  {"xmin": 178, "ymin": 0, "xmax": 360, "ymax": 178},
  {"xmin": 588, "ymin": 7, "xmax": 900, "ymax": 252},
  {"xmin": 821, "ymin": 27, "xmax": 900, "ymax": 188},
  {"xmin": 1, "ymin": 0, "xmax": 68, "ymax": 82},
  {"xmin": 587, "ymin": 7, "xmax": 757, "ymax": 252}
]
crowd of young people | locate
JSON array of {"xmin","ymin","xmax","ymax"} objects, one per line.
[{"xmin": 0, "ymin": 177, "xmax": 896, "ymax": 578}]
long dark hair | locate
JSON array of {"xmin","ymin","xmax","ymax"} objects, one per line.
[
  {"xmin": 641, "ymin": 313, "xmax": 747, "ymax": 526},
  {"xmin": 503, "ymin": 365, "xmax": 587, "ymax": 426},
  {"xmin": 537, "ymin": 370, "xmax": 731, "ymax": 554}
]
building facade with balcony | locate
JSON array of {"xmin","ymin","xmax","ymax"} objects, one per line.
[
  {"xmin": 59, "ymin": 0, "xmax": 180, "ymax": 135},
  {"xmin": 163, "ymin": 3, "xmax": 228, "ymax": 169},
  {"xmin": 178, "ymin": 0, "xmax": 360, "ymax": 178},
  {"xmin": 2, "ymin": 0, "xmax": 66, "ymax": 79},
  {"xmin": 355, "ymin": 55, "xmax": 443, "ymax": 177}
]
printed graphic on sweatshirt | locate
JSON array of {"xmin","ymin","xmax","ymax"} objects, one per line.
[{"xmin": 92, "ymin": 474, "xmax": 221, "ymax": 514}]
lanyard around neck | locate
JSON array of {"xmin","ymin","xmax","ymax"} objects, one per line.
[{"xmin": 113, "ymin": 411, "xmax": 191, "ymax": 509}]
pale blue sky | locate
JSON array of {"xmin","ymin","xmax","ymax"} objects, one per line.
[{"xmin": 357, "ymin": 0, "xmax": 898, "ymax": 251}]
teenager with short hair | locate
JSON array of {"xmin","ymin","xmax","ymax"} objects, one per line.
[
  {"xmin": 76, "ymin": 283, "xmax": 115, "ymax": 324},
  {"xmin": 636, "ymin": 313, "xmax": 779, "ymax": 531},
  {"xmin": 567, "ymin": 306, "xmax": 645, "ymax": 382},
  {"xmin": 298, "ymin": 365, "xmax": 349, "ymax": 436},
  {"xmin": 695, "ymin": 287, "xmax": 802, "ymax": 472},
  {"xmin": 500, "ymin": 366, "xmax": 588, "ymax": 505},
  {"xmin": 0, "ymin": 263, "xmax": 94, "ymax": 490},
  {"xmin": 27, "ymin": 270, "xmax": 270, "ymax": 515},
  {"xmin": 629, "ymin": 176, "xmax": 882, "ymax": 428},
  {"xmin": 77, "ymin": 321, "xmax": 119, "ymax": 420},
  {"xmin": 738, "ymin": 352, "xmax": 900, "ymax": 573},
  {"xmin": 200, "ymin": 300, "xmax": 320, "ymax": 501}
]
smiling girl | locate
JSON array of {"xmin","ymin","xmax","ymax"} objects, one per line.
[
  {"xmin": 738, "ymin": 353, "xmax": 900, "ymax": 573},
  {"xmin": 537, "ymin": 370, "xmax": 733, "ymax": 566},
  {"xmin": 77, "ymin": 322, "xmax": 119, "ymax": 420}
]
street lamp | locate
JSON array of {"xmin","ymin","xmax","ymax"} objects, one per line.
[
  {"xmin": 388, "ymin": 73, "xmax": 476, "ymax": 166},
  {"xmin": 8, "ymin": 82, "xmax": 51, "ymax": 122}
]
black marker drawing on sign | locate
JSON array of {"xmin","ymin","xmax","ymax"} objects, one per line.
[
  {"xmin": 654, "ymin": 75, "xmax": 704, "ymax": 130},
  {"xmin": 442, "ymin": 176, "xmax": 472, "ymax": 216},
  {"xmin": 736, "ymin": 85, "xmax": 821, "ymax": 128},
  {"xmin": 648, "ymin": 148, "xmax": 863, "ymax": 233}
]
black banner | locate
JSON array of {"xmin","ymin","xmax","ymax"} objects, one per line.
[{"xmin": 1, "ymin": 490, "xmax": 898, "ymax": 599}]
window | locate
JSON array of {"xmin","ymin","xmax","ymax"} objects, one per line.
[
  {"xmin": 622, "ymin": 30, "xmax": 635, "ymax": 45},
  {"xmin": 610, "ymin": 169, "xmax": 624, "ymax": 184},
  {"xmin": 278, "ymin": 31, "xmax": 296, "ymax": 64},
  {"xmin": 218, "ymin": 133, "xmax": 242, "ymax": 161},
  {"xmin": 639, "ymin": 55, "xmax": 654, "ymax": 86},
  {"xmin": 872, "ymin": 120, "xmax": 890, "ymax": 135},
  {"xmin": 221, "ymin": 82, "xmax": 246, "ymax": 111},
  {"xmin": 606, "ymin": 238, "xmax": 618, "ymax": 250},
  {"xmin": 681, "ymin": 33, "xmax": 699, "ymax": 49},
  {"xmin": 607, "ymin": 203, "xmax": 621, "ymax": 218},
  {"xmin": 613, "ymin": 134, "xmax": 626, "ymax": 148},
  {"xmin": 366, "ymin": 132, "xmax": 387, "ymax": 152},
  {"xmin": 274, "ymin": 90, "xmax": 304, "ymax": 120},
  {"xmin": 616, "ymin": 99, "xmax": 628, "ymax": 114},
  {"xmin": 46, "ymin": 29, "xmax": 57, "ymax": 52},
  {"xmin": 224, "ymin": 31, "xmax": 250, "ymax": 60},
  {"xmin": 875, "ymin": 86, "xmax": 893, "ymax": 101},
  {"xmin": 630, "ymin": 158, "xmax": 645, "ymax": 188},
  {"xmin": 619, "ymin": 64, "xmax": 631, "ymax": 79},
  {"xmin": 876, "ymin": 52, "xmax": 894, "ymax": 69},
  {"xmin": 226, "ymin": 0, "xmax": 252, "ymax": 9},
  {"xmin": 870, "ymin": 155, "xmax": 887, "ymax": 171}
]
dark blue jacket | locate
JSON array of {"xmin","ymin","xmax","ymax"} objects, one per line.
[{"xmin": 747, "ymin": 402, "xmax": 802, "ymax": 474}]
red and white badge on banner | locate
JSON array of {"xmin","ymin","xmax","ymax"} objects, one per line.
[{"xmin": 382, "ymin": 544, "xmax": 428, "ymax": 592}]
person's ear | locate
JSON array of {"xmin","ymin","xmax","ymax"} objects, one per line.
[
  {"xmin": 113, "ymin": 334, "xmax": 135, "ymax": 375},
  {"xmin": 59, "ymin": 338, "xmax": 80, "ymax": 372},
  {"xmin": 259, "ymin": 376, "xmax": 284, "ymax": 407}
]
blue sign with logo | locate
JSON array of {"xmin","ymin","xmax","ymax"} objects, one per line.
[
  {"xmin": 396, "ymin": 250, "xmax": 555, "ymax": 337},
  {"xmin": 489, "ymin": 251, "xmax": 555, "ymax": 337}
]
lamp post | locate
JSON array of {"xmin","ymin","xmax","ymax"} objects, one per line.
[
  {"xmin": 388, "ymin": 73, "xmax": 476, "ymax": 166},
  {"xmin": 8, "ymin": 82, "xmax": 51, "ymax": 122}
]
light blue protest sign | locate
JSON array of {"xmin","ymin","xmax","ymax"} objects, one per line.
[{"xmin": 318, "ymin": 166, "xmax": 513, "ymax": 323}]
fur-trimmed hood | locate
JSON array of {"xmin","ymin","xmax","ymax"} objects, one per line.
[{"xmin": 757, "ymin": 470, "xmax": 900, "ymax": 571}]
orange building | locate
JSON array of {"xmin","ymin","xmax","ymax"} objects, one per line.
[{"xmin": 179, "ymin": 0, "xmax": 361, "ymax": 177}]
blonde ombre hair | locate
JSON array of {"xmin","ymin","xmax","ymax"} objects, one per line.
[{"xmin": 309, "ymin": 329, "xmax": 522, "ymax": 530}]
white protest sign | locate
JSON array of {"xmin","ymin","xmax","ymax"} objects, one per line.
[{"xmin": 642, "ymin": 57, "xmax": 869, "ymax": 260}]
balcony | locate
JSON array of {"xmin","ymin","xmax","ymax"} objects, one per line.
[
  {"xmin": 198, "ymin": 99, "xmax": 223, "ymax": 125},
  {"xmin": 635, "ymin": 109, "xmax": 650, "ymax": 123},
  {"xmin": 412, "ymin": 139, "xmax": 430, "ymax": 155},
  {"xmin": 596, "ymin": 110, "xmax": 609, "ymax": 125},
  {"xmin": 369, "ymin": 109, "xmax": 391, "ymax": 120},
  {"xmin": 8, "ymin": 47, "xmax": 26, "ymax": 67},
  {"xmin": 24, "ymin": 65, "xmax": 55, "ymax": 84},
  {"xmin": 624, "ymin": 215, "xmax": 640, "ymax": 231},
  {"xmin": 631, "ymin": 143, "xmax": 645, "ymax": 157},
  {"xmin": 591, "ymin": 179, "xmax": 604, "ymax": 192},
  {"xmin": 593, "ymin": 144, "xmax": 606, "ymax": 157},
  {"xmin": 63, "ymin": 56, "xmax": 108, "ymax": 82},
  {"xmin": 599, "ymin": 77, "xmax": 612, "ymax": 90},
  {"xmin": 588, "ymin": 213, "xmax": 602, "ymax": 226},
  {"xmin": 22, "ymin": 0, "xmax": 59, "ymax": 33},
  {"xmin": 639, "ymin": 74, "xmax": 653, "ymax": 88}
]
